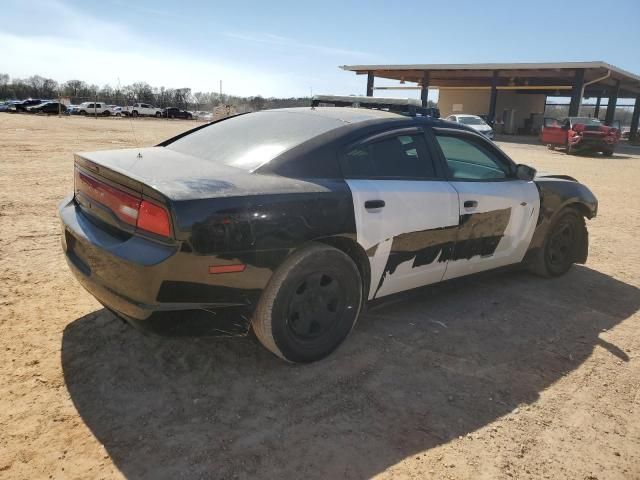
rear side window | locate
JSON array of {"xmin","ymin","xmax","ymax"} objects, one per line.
[
  {"xmin": 342, "ymin": 133, "xmax": 436, "ymax": 179},
  {"xmin": 435, "ymin": 135, "xmax": 511, "ymax": 180}
]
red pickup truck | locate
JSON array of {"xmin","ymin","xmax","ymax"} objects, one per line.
[{"xmin": 540, "ymin": 117, "xmax": 621, "ymax": 156}]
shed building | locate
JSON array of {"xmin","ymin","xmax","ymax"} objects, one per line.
[{"xmin": 340, "ymin": 62, "xmax": 640, "ymax": 140}]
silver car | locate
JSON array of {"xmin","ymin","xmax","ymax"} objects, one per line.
[{"xmin": 446, "ymin": 114, "xmax": 494, "ymax": 139}]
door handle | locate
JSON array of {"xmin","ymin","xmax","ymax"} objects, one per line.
[
  {"xmin": 364, "ymin": 200, "xmax": 385, "ymax": 209},
  {"xmin": 464, "ymin": 200, "xmax": 478, "ymax": 209}
]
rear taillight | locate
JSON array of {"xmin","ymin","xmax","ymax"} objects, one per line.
[
  {"xmin": 74, "ymin": 167, "xmax": 171, "ymax": 237},
  {"xmin": 137, "ymin": 200, "xmax": 171, "ymax": 237},
  {"xmin": 75, "ymin": 169, "xmax": 140, "ymax": 227}
]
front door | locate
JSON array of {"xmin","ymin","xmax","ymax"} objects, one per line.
[
  {"xmin": 342, "ymin": 129, "xmax": 459, "ymax": 299},
  {"xmin": 541, "ymin": 117, "xmax": 568, "ymax": 146},
  {"xmin": 432, "ymin": 131, "xmax": 540, "ymax": 280}
]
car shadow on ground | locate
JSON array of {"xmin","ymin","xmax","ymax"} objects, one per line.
[{"xmin": 62, "ymin": 266, "xmax": 639, "ymax": 479}]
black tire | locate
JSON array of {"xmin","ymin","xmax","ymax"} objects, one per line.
[
  {"xmin": 529, "ymin": 208, "xmax": 586, "ymax": 278},
  {"xmin": 252, "ymin": 243, "xmax": 362, "ymax": 363},
  {"xmin": 79, "ymin": 110, "xmax": 86, "ymax": 116},
  {"xmin": 602, "ymin": 149, "xmax": 614, "ymax": 157},
  {"xmin": 156, "ymin": 112, "xmax": 162, "ymax": 118},
  {"xmin": 102, "ymin": 110, "xmax": 110, "ymax": 117},
  {"xmin": 132, "ymin": 111, "xmax": 139, "ymax": 117},
  {"xmin": 547, "ymin": 144, "xmax": 555, "ymax": 150}
]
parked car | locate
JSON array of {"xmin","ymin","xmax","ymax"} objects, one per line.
[
  {"xmin": 27, "ymin": 101, "xmax": 67, "ymax": 114},
  {"xmin": 445, "ymin": 114, "xmax": 494, "ymax": 139},
  {"xmin": 162, "ymin": 107, "xmax": 193, "ymax": 119},
  {"xmin": 123, "ymin": 103, "xmax": 162, "ymax": 117},
  {"xmin": 59, "ymin": 107, "xmax": 597, "ymax": 363},
  {"xmin": 77, "ymin": 102, "xmax": 112, "ymax": 116},
  {"xmin": 12, "ymin": 99, "xmax": 47, "ymax": 112},
  {"xmin": 541, "ymin": 117, "xmax": 620, "ymax": 156},
  {"xmin": 194, "ymin": 110, "xmax": 213, "ymax": 121},
  {"xmin": 0, "ymin": 101, "xmax": 19, "ymax": 112},
  {"xmin": 109, "ymin": 106, "xmax": 123, "ymax": 117}
]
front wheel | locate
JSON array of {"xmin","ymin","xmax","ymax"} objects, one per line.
[
  {"xmin": 529, "ymin": 208, "xmax": 587, "ymax": 277},
  {"xmin": 252, "ymin": 243, "xmax": 362, "ymax": 363},
  {"xmin": 132, "ymin": 111, "xmax": 138, "ymax": 117}
]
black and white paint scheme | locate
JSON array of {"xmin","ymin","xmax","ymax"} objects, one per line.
[{"xmin": 59, "ymin": 107, "xmax": 598, "ymax": 362}]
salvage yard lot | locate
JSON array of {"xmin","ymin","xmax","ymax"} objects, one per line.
[{"xmin": 1, "ymin": 114, "xmax": 639, "ymax": 479}]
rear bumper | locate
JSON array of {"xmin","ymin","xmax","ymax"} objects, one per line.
[
  {"xmin": 59, "ymin": 195, "xmax": 266, "ymax": 336},
  {"xmin": 570, "ymin": 135, "xmax": 616, "ymax": 151}
]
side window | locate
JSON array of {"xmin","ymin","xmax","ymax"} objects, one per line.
[
  {"xmin": 343, "ymin": 133, "xmax": 437, "ymax": 179},
  {"xmin": 435, "ymin": 135, "xmax": 511, "ymax": 181},
  {"xmin": 96, "ymin": 103, "xmax": 102, "ymax": 108},
  {"xmin": 86, "ymin": 103, "xmax": 94, "ymax": 109}
]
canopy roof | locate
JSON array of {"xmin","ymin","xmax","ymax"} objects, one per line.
[{"xmin": 341, "ymin": 61, "xmax": 640, "ymax": 96}]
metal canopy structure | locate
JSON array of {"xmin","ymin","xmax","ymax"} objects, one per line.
[{"xmin": 340, "ymin": 61, "xmax": 640, "ymax": 140}]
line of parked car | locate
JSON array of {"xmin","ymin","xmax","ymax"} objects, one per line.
[{"xmin": 0, "ymin": 99, "xmax": 214, "ymax": 120}]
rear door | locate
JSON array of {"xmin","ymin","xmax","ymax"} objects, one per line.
[
  {"xmin": 432, "ymin": 129, "xmax": 540, "ymax": 280},
  {"xmin": 342, "ymin": 128, "xmax": 459, "ymax": 299},
  {"xmin": 541, "ymin": 117, "xmax": 567, "ymax": 145}
]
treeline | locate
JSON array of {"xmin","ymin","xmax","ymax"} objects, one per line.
[{"xmin": 0, "ymin": 73, "xmax": 310, "ymax": 111}]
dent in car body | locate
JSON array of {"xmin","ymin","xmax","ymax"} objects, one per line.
[
  {"xmin": 372, "ymin": 208, "xmax": 512, "ymax": 298},
  {"xmin": 525, "ymin": 176, "xmax": 597, "ymax": 264}
]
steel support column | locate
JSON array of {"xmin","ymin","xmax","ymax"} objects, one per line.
[
  {"xmin": 420, "ymin": 71, "xmax": 430, "ymax": 107},
  {"xmin": 630, "ymin": 94, "xmax": 640, "ymax": 143},
  {"xmin": 366, "ymin": 71, "xmax": 374, "ymax": 97},
  {"xmin": 594, "ymin": 96, "xmax": 601, "ymax": 119},
  {"xmin": 488, "ymin": 70, "xmax": 498, "ymax": 125},
  {"xmin": 605, "ymin": 80, "xmax": 620, "ymax": 126},
  {"xmin": 568, "ymin": 69, "xmax": 585, "ymax": 117}
]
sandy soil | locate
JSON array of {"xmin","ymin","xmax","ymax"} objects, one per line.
[{"xmin": 1, "ymin": 114, "xmax": 639, "ymax": 480}]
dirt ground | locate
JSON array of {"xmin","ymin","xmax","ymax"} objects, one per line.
[{"xmin": 1, "ymin": 114, "xmax": 639, "ymax": 480}]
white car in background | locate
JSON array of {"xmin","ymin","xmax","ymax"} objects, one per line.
[
  {"xmin": 446, "ymin": 114, "xmax": 494, "ymax": 139},
  {"xmin": 77, "ymin": 102, "xmax": 113, "ymax": 116},
  {"xmin": 194, "ymin": 110, "xmax": 213, "ymax": 121},
  {"xmin": 123, "ymin": 103, "xmax": 163, "ymax": 117}
]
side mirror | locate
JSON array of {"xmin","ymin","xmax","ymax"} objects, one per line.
[{"xmin": 516, "ymin": 164, "xmax": 536, "ymax": 181}]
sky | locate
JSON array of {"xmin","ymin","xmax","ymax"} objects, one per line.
[{"xmin": 2, "ymin": 0, "xmax": 640, "ymax": 99}]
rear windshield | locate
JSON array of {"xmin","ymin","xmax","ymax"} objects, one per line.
[
  {"xmin": 458, "ymin": 116, "xmax": 486, "ymax": 125},
  {"xmin": 571, "ymin": 117, "xmax": 601, "ymax": 126},
  {"xmin": 165, "ymin": 110, "xmax": 344, "ymax": 171}
]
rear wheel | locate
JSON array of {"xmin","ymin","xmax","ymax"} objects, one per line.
[
  {"xmin": 529, "ymin": 208, "xmax": 586, "ymax": 277},
  {"xmin": 156, "ymin": 112, "xmax": 162, "ymax": 118},
  {"xmin": 102, "ymin": 110, "xmax": 110, "ymax": 116},
  {"xmin": 602, "ymin": 149, "xmax": 614, "ymax": 157},
  {"xmin": 132, "ymin": 111, "xmax": 139, "ymax": 117},
  {"xmin": 252, "ymin": 243, "xmax": 362, "ymax": 363}
]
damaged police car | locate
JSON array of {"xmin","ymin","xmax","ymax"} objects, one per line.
[{"xmin": 59, "ymin": 106, "xmax": 597, "ymax": 363}]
